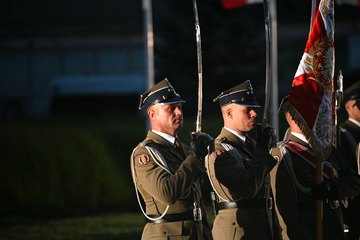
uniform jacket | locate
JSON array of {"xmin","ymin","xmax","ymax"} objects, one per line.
[
  {"xmin": 131, "ymin": 130, "xmax": 212, "ymax": 240},
  {"xmin": 339, "ymin": 119, "xmax": 360, "ymax": 240},
  {"xmin": 340, "ymin": 119, "xmax": 360, "ymax": 175},
  {"xmin": 270, "ymin": 133, "xmax": 346, "ymax": 240},
  {"xmin": 207, "ymin": 128, "xmax": 280, "ymax": 240}
]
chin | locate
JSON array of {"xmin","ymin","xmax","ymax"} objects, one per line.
[
  {"xmin": 173, "ymin": 122, "xmax": 182, "ymax": 130},
  {"xmin": 175, "ymin": 120, "xmax": 183, "ymax": 126}
]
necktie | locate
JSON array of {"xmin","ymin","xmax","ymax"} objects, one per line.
[
  {"xmin": 175, "ymin": 138, "xmax": 185, "ymax": 156},
  {"xmin": 245, "ymin": 137, "xmax": 255, "ymax": 152}
]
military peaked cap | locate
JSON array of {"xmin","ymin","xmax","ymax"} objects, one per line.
[
  {"xmin": 138, "ymin": 78, "xmax": 185, "ymax": 110},
  {"xmin": 344, "ymin": 81, "xmax": 360, "ymax": 103},
  {"xmin": 278, "ymin": 95, "xmax": 290, "ymax": 113},
  {"xmin": 213, "ymin": 80, "xmax": 260, "ymax": 107}
]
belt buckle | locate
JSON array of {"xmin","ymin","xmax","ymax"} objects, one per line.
[{"xmin": 193, "ymin": 202, "xmax": 202, "ymax": 222}]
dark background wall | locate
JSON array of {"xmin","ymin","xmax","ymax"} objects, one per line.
[{"xmin": 0, "ymin": 0, "xmax": 359, "ymax": 119}]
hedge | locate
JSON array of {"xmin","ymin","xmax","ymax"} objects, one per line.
[{"xmin": 0, "ymin": 124, "xmax": 130, "ymax": 217}]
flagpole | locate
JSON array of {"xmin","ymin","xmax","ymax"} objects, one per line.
[
  {"xmin": 310, "ymin": 0, "xmax": 319, "ymax": 28},
  {"xmin": 310, "ymin": 2, "xmax": 323, "ymax": 240},
  {"xmin": 143, "ymin": 0, "xmax": 155, "ymax": 130}
]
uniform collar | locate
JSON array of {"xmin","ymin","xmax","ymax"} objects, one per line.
[
  {"xmin": 349, "ymin": 118, "xmax": 360, "ymax": 128},
  {"xmin": 224, "ymin": 127, "xmax": 246, "ymax": 142},
  {"xmin": 290, "ymin": 132, "xmax": 309, "ymax": 144},
  {"xmin": 151, "ymin": 130, "xmax": 176, "ymax": 145}
]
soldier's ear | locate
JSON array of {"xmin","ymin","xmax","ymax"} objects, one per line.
[
  {"xmin": 225, "ymin": 107, "xmax": 233, "ymax": 119},
  {"xmin": 285, "ymin": 112, "xmax": 292, "ymax": 121},
  {"xmin": 148, "ymin": 106, "xmax": 157, "ymax": 119}
]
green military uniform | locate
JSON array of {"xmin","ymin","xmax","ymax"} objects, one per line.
[
  {"xmin": 270, "ymin": 133, "xmax": 346, "ymax": 240},
  {"xmin": 207, "ymin": 128, "xmax": 280, "ymax": 240},
  {"xmin": 130, "ymin": 79, "xmax": 212, "ymax": 240},
  {"xmin": 339, "ymin": 81, "xmax": 360, "ymax": 240},
  {"xmin": 207, "ymin": 81, "xmax": 281, "ymax": 240}
]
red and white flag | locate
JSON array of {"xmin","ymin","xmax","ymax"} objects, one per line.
[
  {"xmin": 336, "ymin": 0, "xmax": 360, "ymax": 6},
  {"xmin": 287, "ymin": 0, "xmax": 335, "ymax": 160},
  {"xmin": 220, "ymin": 0, "xmax": 262, "ymax": 10}
]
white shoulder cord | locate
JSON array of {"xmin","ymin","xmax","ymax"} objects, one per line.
[
  {"xmin": 205, "ymin": 153, "xmax": 229, "ymax": 202},
  {"xmin": 130, "ymin": 146, "xmax": 170, "ymax": 221},
  {"xmin": 279, "ymin": 144, "xmax": 312, "ymax": 194}
]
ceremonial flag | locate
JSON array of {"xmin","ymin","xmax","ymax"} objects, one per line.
[
  {"xmin": 220, "ymin": 0, "xmax": 262, "ymax": 9},
  {"xmin": 336, "ymin": 0, "xmax": 360, "ymax": 6},
  {"xmin": 287, "ymin": 0, "xmax": 335, "ymax": 160}
]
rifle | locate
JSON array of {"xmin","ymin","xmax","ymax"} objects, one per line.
[{"xmin": 334, "ymin": 70, "xmax": 343, "ymax": 149}]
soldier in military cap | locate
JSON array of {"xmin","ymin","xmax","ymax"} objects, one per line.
[
  {"xmin": 339, "ymin": 80, "xmax": 360, "ymax": 240},
  {"xmin": 206, "ymin": 80, "xmax": 282, "ymax": 240},
  {"xmin": 130, "ymin": 78, "xmax": 213, "ymax": 240},
  {"xmin": 270, "ymin": 95, "xmax": 355, "ymax": 240}
]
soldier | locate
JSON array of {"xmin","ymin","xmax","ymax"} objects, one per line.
[
  {"xmin": 206, "ymin": 80, "xmax": 282, "ymax": 240},
  {"xmin": 339, "ymin": 81, "xmax": 360, "ymax": 240},
  {"xmin": 130, "ymin": 78, "xmax": 213, "ymax": 240},
  {"xmin": 270, "ymin": 96, "xmax": 349, "ymax": 240}
]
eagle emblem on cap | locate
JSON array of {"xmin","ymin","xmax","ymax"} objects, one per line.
[{"xmin": 138, "ymin": 154, "xmax": 150, "ymax": 165}]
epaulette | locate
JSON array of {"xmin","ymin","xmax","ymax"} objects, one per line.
[
  {"xmin": 139, "ymin": 140, "xmax": 153, "ymax": 147},
  {"xmin": 214, "ymin": 137, "xmax": 227, "ymax": 158},
  {"xmin": 215, "ymin": 137, "xmax": 227, "ymax": 144}
]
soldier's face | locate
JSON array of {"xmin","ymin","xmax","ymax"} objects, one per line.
[
  {"xmin": 231, "ymin": 104, "xmax": 257, "ymax": 133},
  {"xmin": 346, "ymin": 100, "xmax": 360, "ymax": 121},
  {"xmin": 149, "ymin": 103, "xmax": 183, "ymax": 136}
]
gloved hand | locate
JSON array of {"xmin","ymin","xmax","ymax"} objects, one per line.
[
  {"xmin": 311, "ymin": 180, "xmax": 340, "ymax": 200},
  {"xmin": 256, "ymin": 123, "xmax": 274, "ymax": 150},
  {"xmin": 190, "ymin": 132, "xmax": 214, "ymax": 160}
]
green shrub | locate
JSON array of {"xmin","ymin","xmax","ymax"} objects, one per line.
[{"xmin": 0, "ymin": 125, "xmax": 127, "ymax": 217}]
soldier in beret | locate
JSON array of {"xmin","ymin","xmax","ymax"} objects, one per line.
[
  {"xmin": 130, "ymin": 78, "xmax": 213, "ymax": 240},
  {"xmin": 339, "ymin": 81, "xmax": 360, "ymax": 240},
  {"xmin": 206, "ymin": 80, "xmax": 282, "ymax": 240}
]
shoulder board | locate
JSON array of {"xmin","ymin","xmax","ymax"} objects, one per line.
[
  {"xmin": 276, "ymin": 140, "xmax": 289, "ymax": 148},
  {"xmin": 215, "ymin": 137, "xmax": 226, "ymax": 144},
  {"xmin": 140, "ymin": 140, "xmax": 153, "ymax": 147}
]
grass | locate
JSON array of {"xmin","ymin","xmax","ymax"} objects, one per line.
[
  {"xmin": 0, "ymin": 206, "xmax": 216, "ymax": 240},
  {"xmin": 0, "ymin": 212, "xmax": 144, "ymax": 240}
]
